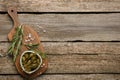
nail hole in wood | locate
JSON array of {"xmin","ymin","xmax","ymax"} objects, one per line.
[{"xmin": 11, "ymin": 10, "xmax": 14, "ymax": 12}]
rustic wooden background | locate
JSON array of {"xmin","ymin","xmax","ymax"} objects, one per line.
[{"xmin": 0, "ymin": 0, "xmax": 120, "ymax": 80}]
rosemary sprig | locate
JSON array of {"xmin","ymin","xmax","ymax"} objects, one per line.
[
  {"xmin": 25, "ymin": 43, "xmax": 39, "ymax": 49},
  {"xmin": 8, "ymin": 25, "xmax": 23, "ymax": 62},
  {"xmin": 37, "ymin": 50, "xmax": 46, "ymax": 59},
  {"xmin": 25, "ymin": 43, "xmax": 46, "ymax": 59}
]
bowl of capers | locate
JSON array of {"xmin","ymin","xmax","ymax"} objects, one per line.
[{"xmin": 20, "ymin": 50, "xmax": 42, "ymax": 74}]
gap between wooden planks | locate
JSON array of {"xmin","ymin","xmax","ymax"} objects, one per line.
[
  {"xmin": 0, "ymin": 13, "xmax": 120, "ymax": 41},
  {"xmin": 0, "ymin": 0, "xmax": 120, "ymax": 12}
]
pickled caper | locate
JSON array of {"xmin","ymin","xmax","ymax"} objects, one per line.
[
  {"xmin": 30, "ymin": 63, "xmax": 38, "ymax": 69},
  {"xmin": 24, "ymin": 53, "xmax": 29, "ymax": 59},
  {"xmin": 29, "ymin": 53, "xmax": 34, "ymax": 57},
  {"xmin": 25, "ymin": 67, "xmax": 31, "ymax": 72},
  {"xmin": 22, "ymin": 56, "xmax": 25, "ymax": 61},
  {"xmin": 33, "ymin": 60, "xmax": 37, "ymax": 64},
  {"xmin": 27, "ymin": 60, "xmax": 32, "ymax": 65},
  {"xmin": 22, "ymin": 52, "xmax": 41, "ymax": 72},
  {"xmin": 37, "ymin": 59, "xmax": 40, "ymax": 64},
  {"xmin": 31, "ymin": 56, "xmax": 36, "ymax": 61}
]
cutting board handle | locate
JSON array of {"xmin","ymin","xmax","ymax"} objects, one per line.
[{"xmin": 8, "ymin": 7, "xmax": 20, "ymax": 28}]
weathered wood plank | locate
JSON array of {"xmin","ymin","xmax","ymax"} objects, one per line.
[
  {"xmin": 0, "ymin": 0, "xmax": 120, "ymax": 12},
  {"xmin": 0, "ymin": 42, "xmax": 120, "ymax": 55},
  {"xmin": 0, "ymin": 14, "xmax": 120, "ymax": 41},
  {"xmin": 43, "ymin": 42, "xmax": 120, "ymax": 54},
  {"xmin": 0, "ymin": 54, "xmax": 120, "ymax": 74},
  {"xmin": 0, "ymin": 74, "xmax": 120, "ymax": 80}
]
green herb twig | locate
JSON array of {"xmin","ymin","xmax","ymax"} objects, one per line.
[
  {"xmin": 25, "ymin": 43, "xmax": 39, "ymax": 49},
  {"xmin": 25, "ymin": 43, "xmax": 46, "ymax": 59},
  {"xmin": 8, "ymin": 25, "xmax": 23, "ymax": 61}
]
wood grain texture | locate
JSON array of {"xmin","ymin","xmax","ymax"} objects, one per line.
[
  {"xmin": 0, "ymin": 42, "xmax": 120, "ymax": 55},
  {"xmin": 0, "ymin": 42, "xmax": 120, "ymax": 74},
  {"xmin": 0, "ymin": 54, "xmax": 120, "ymax": 74},
  {"xmin": 0, "ymin": 1, "xmax": 120, "ymax": 79},
  {"xmin": 0, "ymin": 13, "xmax": 120, "ymax": 41},
  {"xmin": 0, "ymin": 0, "xmax": 120, "ymax": 12},
  {"xmin": 0, "ymin": 74, "xmax": 120, "ymax": 80}
]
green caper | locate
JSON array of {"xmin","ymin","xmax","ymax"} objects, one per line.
[
  {"xmin": 29, "ymin": 53, "xmax": 34, "ymax": 57},
  {"xmin": 31, "ymin": 56, "xmax": 36, "ymax": 61},
  {"xmin": 24, "ymin": 53, "xmax": 29, "ymax": 59},
  {"xmin": 30, "ymin": 63, "xmax": 38, "ymax": 69},
  {"xmin": 33, "ymin": 60, "xmax": 37, "ymax": 63},
  {"xmin": 22, "ymin": 56, "xmax": 25, "ymax": 60},
  {"xmin": 25, "ymin": 67, "xmax": 31, "ymax": 72},
  {"xmin": 23, "ymin": 64, "xmax": 28, "ymax": 68},
  {"xmin": 22, "ymin": 56, "xmax": 25, "ymax": 61},
  {"xmin": 26, "ymin": 60, "xmax": 31, "ymax": 66},
  {"xmin": 37, "ymin": 59, "xmax": 40, "ymax": 64}
]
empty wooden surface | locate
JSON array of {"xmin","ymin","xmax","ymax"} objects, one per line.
[
  {"xmin": 0, "ymin": 14, "xmax": 120, "ymax": 41},
  {"xmin": 1, "ymin": 74, "xmax": 120, "ymax": 80},
  {"xmin": 0, "ymin": 0, "xmax": 120, "ymax": 12},
  {"xmin": 0, "ymin": 0, "xmax": 120, "ymax": 80}
]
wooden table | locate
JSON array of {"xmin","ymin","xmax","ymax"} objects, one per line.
[{"xmin": 0, "ymin": 0, "xmax": 120, "ymax": 80}]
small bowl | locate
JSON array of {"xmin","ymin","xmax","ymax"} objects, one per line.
[{"xmin": 20, "ymin": 50, "xmax": 42, "ymax": 74}]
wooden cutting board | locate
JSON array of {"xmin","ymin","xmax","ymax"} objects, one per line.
[{"xmin": 7, "ymin": 7, "xmax": 48, "ymax": 79}]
